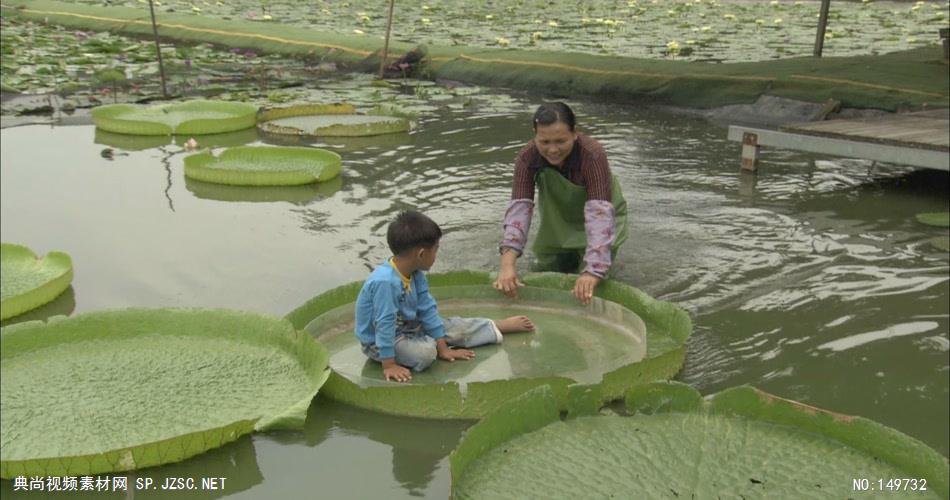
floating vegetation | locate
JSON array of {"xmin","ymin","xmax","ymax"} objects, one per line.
[
  {"xmin": 0, "ymin": 308, "xmax": 330, "ymax": 478},
  {"xmin": 285, "ymin": 271, "xmax": 691, "ymax": 419},
  {"xmin": 92, "ymin": 100, "xmax": 258, "ymax": 135},
  {"xmin": 450, "ymin": 382, "xmax": 949, "ymax": 499},
  {"xmin": 258, "ymin": 102, "xmax": 411, "ymax": 137},
  {"xmin": 183, "ymin": 146, "xmax": 342, "ymax": 186},
  {"xmin": 0, "ymin": 243, "xmax": 73, "ymax": 321},
  {"xmin": 185, "ymin": 174, "xmax": 343, "ymax": 204},
  {"xmin": 916, "ymin": 212, "xmax": 950, "ymax": 227}
]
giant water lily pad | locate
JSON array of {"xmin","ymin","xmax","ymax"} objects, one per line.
[
  {"xmin": 451, "ymin": 382, "xmax": 949, "ymax": 499},
  {"xmin": 91, "ymin": 100, "xmax": 258, "ymax": 136},
  {"xmin": 916, "ymin": 212, "xmax": 950, "ymax": 228},
  {"xmin": 183, "ymin": 146, "xmax": 341, "ymax": 186},
  {"xmin": 0, "ymin": 243, "xmax": 73, "ymax": 321},
  {"xmin": 0, "ymin": 308, "xmax": 330, "ymax": 478},
  {"xmin": 95, "ymin": 127, "xmax": 259, "ymax": 152},
  {"xmin": 258, "ymin": 103, "xmax": 410, "ymax": 137},
  {"xmin": 285, "ymin": 271, "xmax": 691, "ymax": 419},
  {"xmin": 185, "ymin": 175, "xmax": 343, "ymax": 204}
]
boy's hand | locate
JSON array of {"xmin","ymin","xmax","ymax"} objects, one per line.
[
  {"xmin": 573, "ymin": 273, "xmax": 601, "ymax": 305},
  {"xmin": 382, "ymin": 358, "xmax": 411, "ymax": 383},
  {"xmin": 437, "ymin": 339, "xmax": 475, "ymax": 362}
]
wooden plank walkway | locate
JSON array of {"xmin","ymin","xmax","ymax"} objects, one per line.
[
  {"xmin": 780, "ymin": 109, "xmax": 949, "ymax": 152},
  {"xmin": 728, "ymin": 108, "xmax": 950, "ymax": 172}
]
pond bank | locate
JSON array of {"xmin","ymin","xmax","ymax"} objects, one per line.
[{"xmin": 2, "ymin": 0, "xmax": 948, "ymax": 116}]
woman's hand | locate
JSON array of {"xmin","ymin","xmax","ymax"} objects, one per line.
[
  {"xmin": 573, "ymin": 273, "xmax": 601, "ymax": 305},
  {"xmin": 494, "ymin": 249, "xmax": 524, "ymax": 298}
]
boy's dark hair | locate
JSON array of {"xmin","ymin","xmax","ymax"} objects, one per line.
[
  {"xmin": 387, "ymin": 210, "xmax": 442, "ymax": 256},
  {"xmin": 532, "ymin": 102, "xmax": 576, "ymax": 131}
]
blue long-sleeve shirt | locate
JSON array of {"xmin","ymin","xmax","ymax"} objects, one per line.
[{"xmin": 354, "ymin": 260, "xmax": 446, "ymax": 359}]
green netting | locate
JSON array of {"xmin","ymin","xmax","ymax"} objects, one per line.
[
  {"xmin": 0, "ymin": 243, "xmax": 73, "ymax": 321},
  {"xmin": 183, "ymin": 146, "xmax": 341, "ymax": 186},
  {"xmin": 91, "ymin": 100, "xmax": 258, "ymax": 136},
  {"xmin": 450, "ymin": 382, "xmax": 949, "ymax": 499},
  {"xmin": 6, "ymin": 0, "xmax": 947, "ymax": 110},
  {"xmin": 285, "ymin": 271, "xmax": 691, "ymax": 419},
  {"xmin": 0, "ymin": 308, "xmax": 330, "ymax": 478}
]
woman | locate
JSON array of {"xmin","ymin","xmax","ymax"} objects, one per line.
[{"xmin": 493, "ymin": 102, "xmax": 628, "ymax": 305}]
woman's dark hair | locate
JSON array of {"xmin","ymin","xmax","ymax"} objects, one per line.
[
  {"xmin": 387, "ymin": 210, "xmax": 442, "ymax": 256},
  {"xmin": 532, "ymin": 102, "xmax": 576, "ymax": 131}
]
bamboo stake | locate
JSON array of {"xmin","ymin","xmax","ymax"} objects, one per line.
[
  {"xmin": 814, "ymin": 0, "xmax": 831, "ymax": 57},
  {"xmin": 147, "ymin": 0, "xmax": 168, "ymax": 98},
  {"xmin": 379, "ymin": 0, "xmax": 396, "ymax": 79}
]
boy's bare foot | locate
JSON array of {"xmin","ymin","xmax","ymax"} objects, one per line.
[{"xmin": 495, "ymin": 315, "xmax": 535, "ymax": 334}]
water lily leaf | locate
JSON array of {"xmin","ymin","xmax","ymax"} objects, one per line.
[
  {"xmin": 0, "ymin": 243, "xmax": 73, "ymax": 321},
  {"xmin": 451, "ymin": 382, "xmax": 949, "ymax": 499},
  {"xmin": 184, "ymin": 146, "xmax": 341, "ymax": 186},
  {"xmin": 929, "ymin": 236, "xmax": 950, "ymax": 251},
  {"xmin": 916, "ymin": 212, "xmax": 950, "ymax": 228},
  {"xmin": 0, "ymin": 308, "xmax": 330, "ymax": 478},
  {"xmin": 285, "ymin": 271, "xmax": 691, "ymax": 419},
  {"xmin": 261, "ymin": 114, "xmax": 410, "ymax": 137},
  {"xmin": 91, "ymin": 100, "xmax": 258, "ymax": 136},
  {"xmin": 185, "ymin": 175, "xmax": 342, "ymax": 204}
]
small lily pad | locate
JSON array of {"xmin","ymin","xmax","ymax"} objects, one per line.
[
  {"xmin": 0, "ymin": 308, "xmax": 330, "ymax": 478},
  {"xmin": 451, "ymin": 383, "xmax": 949, "ymax": 499},
  {"xmin": 0, "ymin": 243, "xmax": 73, "ymax": 321},
  {"xmin": 916, "ymin": 212, "xmax": 950, "ymax": 228},
  {"xmin": 91, "ymin": 100, "xmax": 258, "ymax": 136},
  {"xmin": 183, "ymin": 146, "xmax": 342, "ymax": 186}
]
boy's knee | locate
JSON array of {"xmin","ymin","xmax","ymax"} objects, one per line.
[{"xmin": 399, "ymin": 338, "xmax": 437, "ymax": 372}]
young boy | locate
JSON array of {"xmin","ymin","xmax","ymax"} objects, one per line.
[{"xmin": 355, "ymin": 211, "xmax": 534, "ymax": 383}]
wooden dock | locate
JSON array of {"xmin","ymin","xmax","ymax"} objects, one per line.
[{"xmin": 728, "ymin": 108, "xmax": 949, "ymax": 172}]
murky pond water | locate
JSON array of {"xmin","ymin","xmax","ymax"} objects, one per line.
[{"xmin": 1, "ymin": 88, "xmax": 947, "ymax": 497}]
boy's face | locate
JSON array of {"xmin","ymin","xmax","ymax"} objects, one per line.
[{"xmin": 417, "ymin": 241, "xmax": 439, "ymax": 271}]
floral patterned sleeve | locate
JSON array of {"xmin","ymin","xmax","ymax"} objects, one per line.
[
  {"xmin": 583, "ymin": 200, "xmax": 616, "ymax": 278},
  {"xmin": 500, "ymin": 199, "xmax": 534, "ymax": 255}
]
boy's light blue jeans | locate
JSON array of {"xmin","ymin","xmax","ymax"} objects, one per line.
[{"xmin": 362, "ymin": 317, "xmax": 502, "ymax": 372}]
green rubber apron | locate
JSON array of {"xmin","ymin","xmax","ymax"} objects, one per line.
[{"xmin": 532, "ymin": 167, "xmax": 629, "ymax": 274}]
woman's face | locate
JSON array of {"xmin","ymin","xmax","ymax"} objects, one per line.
[{"xmin": 534, "ymin": 121, "xmax": 577, "ymax": 168}]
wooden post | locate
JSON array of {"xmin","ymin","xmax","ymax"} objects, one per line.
[
  {"xmin": 147, "ymin": 0, "xmax": 168, "ymax": 98},
  {"xmin": 378, "ymin": 0, "xmax": 396, "ymax": 79},
  {"xmin": 741, "ymin": 132, "xmax": 760, "ymax": 172},
  {"xmin": 814, "ymin": 0, "xmax": 831, "ymax": 57}
]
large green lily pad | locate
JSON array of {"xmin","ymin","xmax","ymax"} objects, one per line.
[
  {"xmin": 0, "ymin": 243, "xmax": 73, "ymax": 321},
  {"xmin": 285, "ymin": 271, "xmax": 691, "ymax": 419},
  {"xmin": 916, "ymin": 212, "xmax": 950, "ymax": 228},
  {"xmin": 0, "ymin": 308, "xmax": 330, "ymax": 478},
  {"xmin": 183, "ymin": 146, "xmax": 341, "ymax": 186},
  {"xmin": 94, "ymin": 127, "xmax": 259, "ymax": 152},
  {"xmin": 185, "ymin": 175, "xmax": 343, "ymax": 204},
  {"xmin": 91, "ymin": 100, "xmax": 258, "ymax": 136},
  {"xmin": 451, "ymin": 382, "xmax": 949, "ymax": 499},
  {"xmin": 259, "ymin": 103, "xmax": 410, "ymax": 137}
]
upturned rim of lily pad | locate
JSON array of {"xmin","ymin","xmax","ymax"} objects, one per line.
[
  {"xmin": 257, "ymin": 103, "xmax": 411, "ymax": 137},
  {"xmin": 0, "ymin": 308, "xmax": 330, "ymax": 478},
  {"xmin": 0, "ymin": 243, "xmax": 73, "ymax": 321},
  {"xmin": 284, "ymin": 271, "xmax": 692, "ymax": 419},
  {"xmin": 91, "ymin": 100, "xmax": 258, "ymax": 136},
  {"xmin": 450, "ymin": 381, "xmax": 950, "ymax": 498},
  {"xmin": 183, "ymin": 145, "xmax": 342, "ymax": 186}
]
